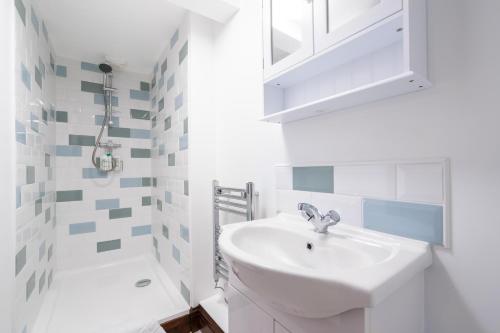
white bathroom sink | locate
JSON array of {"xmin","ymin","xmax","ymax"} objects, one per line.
[{"xmin": 219, "ymin": 214, "xmax": 432, "ymax": 318}]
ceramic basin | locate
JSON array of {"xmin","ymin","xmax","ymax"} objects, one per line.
[{"xmin": 219, "ymin": 214, "xmax": 432, "ymax": 318}]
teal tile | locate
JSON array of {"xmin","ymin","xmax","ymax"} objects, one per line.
[
  {"xmin": 21, "ymin": 63, "xmax": 31, "ymax": 91},
  {"xmin": 157, "ymin": 199, "xmax": 162, "ymax": 211},
  {"xmin": 56, "ymin": 190, "xmax": 83, "ymax": 202},
  {"xmin": 108, "ymin": 127, "xmax": 131, "ymax": 138},
  {"xmin": 130, "ymin": 129, "xmax": 151, "ymax": 139},
  {"xmin": 165, "ymin": 191, "xmax": 172, "ymax": 204},
  {"xmin": 142, "ymin": 177, "xmax": 151, "ymax": 186},
  {"xmin": 158, "ymin": 98, "xmax": 164, "ymax": 112},
  {"xmin": 15, "ymin": 0, "xmax": 26, "ymax": 25},
  {"xmin": 175, "ymin": 92, "xmax": 183, "ymax": 110},
  {"xmin": 26, "ymin": 166, "xmax": 35, "ymax": 184},
  {"xmin": 168, "ymin": 153, "xmax": 175, "ymax": 166},
  {"xmin": 162, "ymin": 225, "xmax": 169, "ymax": 239},
  {"xmin": 35, "ymin": 198, "xmax": 42, "ymax": 216},
  {"xmin": 120, "ymin": 178, "xmax": 144, "ymax": 188},
  {"xmin": 131, "ymin": 148, "xmax": 151, "ymax": 158},
  {"xmin": 45, "ymin": 208, "xmax": 50, "ymax": 223},
  {"xmin": 56, "ymin": 65, "xmax": 67, "ymax": 77},
  {"xmin": 179, "ymin": 134, "xmax": 188, "ymax": 151},
  {"xmin": 30, "ymin": 113, "xmax": 39, "ymax": 133},
  {"xmin": 109, "ymin": 207, "xmax": 132, "ymax": 219},
  {"xmin": 170, "ymin": 29, "xmax": 179, "ymax": 48},
  {"xmin": 15, "ymin": 246, "xmax": 26, "ymax": 276},
  {"xmin": 130, "ymin": 89, "xmax": 149, "ymax": 101},
  {"xmin": 38, "ymin": 240, "xmax": 46, "ymax": 261},
  {"xmin": 47, "ymin": 244, "xmax": 53, "ymax": 260},
  {"xmin": 153, "ymin": 236, "xmax": 158, "ymax": 249},
  {"xmin": 69, "ymin": 134, "xmax": 95, "ymax": 146},
  {"xmin": 26, "ymin": 272, "xmax": 36, "ymax": 301},
  {"xmin": 164, "ymin": 117, "xmax": 171, "ymax": 131},
  {"xmin": 56, "ymin": 145, "xmax": 82, "ymax": 156},
  {"xmin": 142, "ymin": 196, "xmax": 151, "ymax": 206},
  {"xmin": 130, "ymin": 109, "xmax": 150, "ymax": 120},
  {"xmin": 152, "ymin": 116, "xmax": 157, "ymax": 128},
  {"xmin": 180, "ymin": 224, "xmax": 190, "ymax": 243},
  {"xmin": 161, "ymin": 58, "xmax": 168, "ymax": 74},
  {"xmin": 180, "ymin": 281, "xmax": 190, "ymax": 304},
  {"xmin": 81, "ymin": 81, "xmax": 103, "ymax": 94},
  {"xmin": 167, "ymin": 74, "xmax": 175, "ymax": 91},
  {"xmin": 96, "ymin": 199, "xmax": 119, "ymax": 210},
  {"xmin": 172, "ymin": 245, "xmax": 180, "ymax": 263},
  {"xmin": 48, "ymin": 270, "xmax": 53, "ymax": 288},
  {"xmin": 292, "ymin": 166, "xmax": 334, "ymax": 193},
  {"xmin": 132, "ymin": 225, "xmax": 151, "ymax": 236},
  {"xmin": 184, "ymin": 180, "xmax": 189, "ymax": 196},
  {"xmin": 35, "ymin": 66, "xmax": 42, "ymax": 89},
  {"xmin": 69, "ymin": 221, "xmax": 96, "ymax": 235},
  {"xmin": 30, "ymin": 6, "xmax": 39, "ymax": 35},
  {"xmin": 179, "ymin": 41, "xmax": 188, "ymax": 64},
  {"xmin": 81, "ymin": 61, "xmax": 100, "ymax": 73},
  {"xmin": 97, "ymin": 239, "xmax": 121, "ymax": 253},
  {"xmin": 16, "ymin": 120, "xmax": 26, "ymax": 144},
  {"xmin": 140, "ymin": 81, "xmax": 150, "ymax": 91},
  {"xmin": 39, "ymin": 271, "xmax": 46, "ymax": 293},
  {"xmin": 82, "ymin": 168, "xmax": 107, "ymax": 179},
  {"xmin": 183, "ymin": 118, "xmax": 188, "ymax": 134},
  {"xmin": 363, "ymin": 199, "xmax": 444, "ymax": 245},
  {"xmin": 94, "ymin": 94, "xmax": 119, "ymax": 106},
  {"xmin": 45, "ymin": 153, "xmax": 50, "ymax": 167},
  {"xmin": 95, "ymin": 115, "xmax": 119, "ymax": 127},
  {"xmin": 56, "ymin": 111, "xmax": 68, "ymax": 123}
]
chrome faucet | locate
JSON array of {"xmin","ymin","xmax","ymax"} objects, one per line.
[{"xmin": 297, "ymin": 203, "xmax": 341, "ymax": 233}]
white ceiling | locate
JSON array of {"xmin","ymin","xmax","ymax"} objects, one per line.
[{"xmin": 37, "ymin": 0, "xmax": 186, "ymax": 74}]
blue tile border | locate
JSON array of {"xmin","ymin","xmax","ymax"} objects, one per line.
[
  {"xmin": 363, "ymin": 199, "xmax": 444, "ymax": 245},
  {"xmin": 292, "ymin": 166, "xmax": 334, "ymax": 193}
]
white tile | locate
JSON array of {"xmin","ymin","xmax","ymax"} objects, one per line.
[
  {"xmin": 275, "ymin": 166, "xmax": 292, "ymax": 190},
  {"xmin": 334, "ymin": 164, "xmax": 396, "ymax": 199},
  {"xmin": 397, "ymin": 163, "xmax": 444, "ymax": 204},
  {"xmin": 309, "ymin": 192, "xmax": 363, "ymax": 228}
]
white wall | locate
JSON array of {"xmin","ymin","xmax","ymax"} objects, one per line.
[
  {"xmin": 0, "ymin": 1, "xmax": 16, "ymax": 332},
  {"xmin": 212, "ymin": 0, "xmax": 500, "ymax": 332}
]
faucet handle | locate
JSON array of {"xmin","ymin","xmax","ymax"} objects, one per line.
[{"xmin": 322, "ymin": 210, "xmax": 341, "ymax": 224}]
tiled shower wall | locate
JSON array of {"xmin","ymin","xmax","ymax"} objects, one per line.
[
  {"xmin": 150, "ymin": 19, "xmax": 192, "ymax": 304},
  {"xmin": 54, "ymin": 57, "xmax": 153, "ymax": 270},
  {"xmin": 14, "ymin": 0, "xmax": 57, "ymax": 332}
]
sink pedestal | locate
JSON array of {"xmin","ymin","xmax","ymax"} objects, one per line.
[{"xmin": 228, "ymin": 271, "xmax": 425, "ymax": 333}]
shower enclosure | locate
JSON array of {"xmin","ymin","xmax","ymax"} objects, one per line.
[{"xmin": 11, "ymin": 1, "xmax": 218, "ymax": 332}]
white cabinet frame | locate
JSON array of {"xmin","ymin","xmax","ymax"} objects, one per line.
[
  {"xmin": 314, "ymin": 0, "xmax": 403, "ymax": 53},
  {"xmin": 263, "ymin": 0, "xmax": 314, "ymax": 79}
]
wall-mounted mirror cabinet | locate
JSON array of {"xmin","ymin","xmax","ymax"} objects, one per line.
[
  {"xmin": 262, "ymin": 0, "xmax": 430, "ymax": 124},
  {"xmin": 263, "ymin": 0, "xmax": 314, "ymax": 78}
]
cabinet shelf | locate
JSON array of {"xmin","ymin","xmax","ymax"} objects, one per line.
[
  {"xmin": 261, "ymin": 71, "xmax": 430, "ymax": 124},
  {"xmin": 261, "ymin": 0, "xmax": 429, "ymax": 124}
]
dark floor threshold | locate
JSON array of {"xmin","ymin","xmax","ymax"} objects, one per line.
[{"xmin": 161, "ymin": 305, "xmax": 224, "ymax": 333}]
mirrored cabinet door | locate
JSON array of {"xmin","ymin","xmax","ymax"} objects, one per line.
[
  {"xmin": 314, "ymin": 0, "xmax": 402, "ymax": 53},
  {"xmin": 263, "ymin": 0, "xmax": 314, "ymax": 79}
]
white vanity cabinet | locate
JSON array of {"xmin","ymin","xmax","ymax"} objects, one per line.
[
  {"xmin": 228, "ymin": 273, "xmax": 426, "ymax": 333},
  {"xmin": 262, "ymin": 0, "xmax": 314, "ymax": 79},
  {"xmin": 314, "ymin": 0, "xmax": 403, "ymax": 53},
  {"xmin": 262, "ymin": 0, "xmax": 430, "ymax": 123}
]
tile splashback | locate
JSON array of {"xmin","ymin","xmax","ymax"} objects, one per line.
[
  {"xmin": 150, "ymin": 18, "xmax": 192, "ymax": 305},
  {"xmin": 276, "ymin": 159, "xmax": 449, "ymax": 246},
  {"xmin": 14, "ymin": 1, "xmax": 57, "ymax": 332},
  {"xmin": 55, "ymin": 57, "xmax": 153, "ymax": 270}
]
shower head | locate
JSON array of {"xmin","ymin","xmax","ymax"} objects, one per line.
[{"xmin": 99, "ymin": 63, "xmax": 113, "ymax": 74}]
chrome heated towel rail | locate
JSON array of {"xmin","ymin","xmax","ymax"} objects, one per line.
[{"xmin": 213, "ymin": 180, "xmax": 255, "ymax": 285}]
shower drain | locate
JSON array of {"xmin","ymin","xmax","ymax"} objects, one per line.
[{"xmin": 135, "ymin": 279, "xmax": 152, "ymax": 288}]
